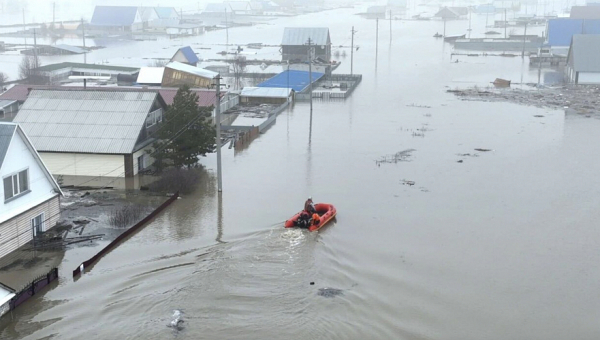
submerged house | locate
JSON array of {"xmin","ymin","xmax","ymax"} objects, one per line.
[
  {"xmin": 282, "ymin": 27, "xmax": 331, "ymax": 62},
  {"xmin": 565, "ymin": 35, "xmax": 600, "ymax": 84},
  {"xmin": 0, "ymin": 123, "xmax": 62, "ymax": 259},
  {"xmin": 162, "ymin": 62, "xmax": 218, "ymax": 88},
  {"xmin": 546, "ymin": 18, "xmax": 600, "ymax": 55},
  {"xmin": 170, "ymin": 46, "xmax": 200, "ymax": 66},
  {"xmin": 90, "ymin": 6, "xmax": 146, "ymax": 32},
  {"xmin": 13, "ymin": 89, "xmax": 167, "ymax": 178}
]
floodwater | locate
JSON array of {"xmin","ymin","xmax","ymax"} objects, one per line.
[{"xmin": 3, "ymin": 6, "xmax": 600, "ymax": 340}]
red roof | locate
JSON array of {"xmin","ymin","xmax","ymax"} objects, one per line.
[{"xmin": 0, "ymin": 85, "xmax": 224, "ymax": 108}]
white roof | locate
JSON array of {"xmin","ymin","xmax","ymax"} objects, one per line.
[
  {"xmin": 240, "ymin": 87, "xmax": 292, "ymax": 98},
  {"xmin": 137, "ymin": 67, "xmax": 165, "ymax": 84},
  {"xmin": 0, "ymin": 286, "xmax": 15, "ymax": 307},
  {"xmin": 165, "ymin": 62, "xmax": 218, "ymax": 79}
]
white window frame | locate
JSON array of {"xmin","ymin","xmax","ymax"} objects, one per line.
[
  {"xmin": 31, "ymin": 212, "xmax": 45, "ymax": 237},
  {"xmin": 3, "ymin": 168, "xmax": 30, "ymax": 202}
]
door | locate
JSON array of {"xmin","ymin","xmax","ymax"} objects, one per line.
[{"xmin": 32, "ymin": 213, "xmax": 44, "ymax": 237}]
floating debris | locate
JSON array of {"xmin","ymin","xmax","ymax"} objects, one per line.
[
  {"xmin": 406, "ymin": 103, "xmax": 432, "ymax": 108},
  {"xmin": 401, "ymin": 179, "xmax": 415, "ymax": 186},
  {"xmin": 474, "ymin": 148, "xmax": 492, "ymax": 152},
  {"xmin": 168, "ymin": 310, "xmax": 184, "ymax": 330},
  {"xmin": 376, "ymin": 149, "xmax": 415, "ymax": 166},
  {"xmin": 317, "ymin": 288, "xmax": 344, "ymax": 298}
]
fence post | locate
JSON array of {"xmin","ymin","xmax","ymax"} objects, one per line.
[{"xmin": 31, "ymin": 281, "xmax": 35, "ymax": 296}]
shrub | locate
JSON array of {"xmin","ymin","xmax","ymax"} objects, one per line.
[
  {"xmin": 108, "ymin": 204, "xmax": 146, "ymax": 228},
  {"xmin": 148, "ymin": 168, "xmax": 201, "ymax": 194}
]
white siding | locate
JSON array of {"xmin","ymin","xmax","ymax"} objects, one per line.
[
  {"xmin": 1, "ymin": 130, "xmax": 58, "ymax": 224},
  {"xmin": 133, "ymin": 146, "xmax": 154, "ymax": 175},
  {"xmin": 577, "ymin": 72, "xmax": 600, "ymax": 84},
  {"xmin": 0, "ymin": 195, "xmax": 59, "ymax": 259},
  {"xmin": 171, "ymin": 50, "xmax": 189, "ymax": 64},
  {"xmin": 39, "ymin": 152, "xmax": 125, "ymax": 177}
]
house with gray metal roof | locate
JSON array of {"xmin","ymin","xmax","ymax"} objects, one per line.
[
  {"xmin": 282, "ymin": 27, "xmax": 331, "ymax": 62},
  {"xmin": 0, "ymin": 122, "xmax": 62, "ymax": 259},
  {"xmin": 566, "ymin": 35, "xmax": 600, "ymax": 84},
  {"xmin": 90, "ymin": 6, "xmax": 145, "ymax": 31},
  {"xmin": 13, "ymin": 89, "xmax": 167, "ymax": 179}
]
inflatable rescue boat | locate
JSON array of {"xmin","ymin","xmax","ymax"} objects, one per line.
[{"xmin": 284, "ymin": 203, "xmax": 337, "ymax": 232}]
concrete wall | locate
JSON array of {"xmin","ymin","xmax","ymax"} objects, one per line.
[
  {"xmin": 40, "ymin": 152, "xmax": 125, "ymax": 177},
  {"xmin": 0, "ymin": 195, "xmax": 60, "ymax": 259}
]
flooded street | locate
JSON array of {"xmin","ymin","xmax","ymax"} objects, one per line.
[{"xmin": 3, "ymin": 6, "xmax": 600, "ymax": 340}]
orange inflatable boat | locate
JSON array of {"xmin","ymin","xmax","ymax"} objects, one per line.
[{"xmin": 284, "ymin": 203, "xmax": 337, "ymax": 231}]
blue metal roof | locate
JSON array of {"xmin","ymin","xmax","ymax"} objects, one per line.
[
  {"xmin": 547, "ymin": 18, "xmax": 600, "ymax": 46},
  {"xmin": 91, "ymin": 6, "xmax": 139, "ymax": 26},
  {"xmin": 179, "ymin": 46, "xmax": 200, "ymax": 64},
  {"xmin": 257, "ymin": 70, "xmax": 324, "ymax": 92}
]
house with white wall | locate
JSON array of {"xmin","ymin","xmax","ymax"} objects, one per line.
[
  {"xmin": 13, "ymin": 89, "xmax": 167, "ymax": 179},
  {"xmin": 565, "ymin": 35, "xmax": 600, "ymax": 85},
  {"xmin": 0, "ymin": 123, "xmax": 62, "ymax": 259}
]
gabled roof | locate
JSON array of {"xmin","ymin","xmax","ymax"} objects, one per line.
[
  {"xmin": 226, "ymin": 1, "xmax": 252, "ymax": 11},
  {"xmin": 567, "ymin": 34, "xmax": 600, "ymax": 72},
  {"xmin": 176, "ymin": 46, "xmax": 200, "ymax": 64},
  {"xmin": 435, "ymin": 7, "xmax": 461, "ymax": 19},
  {"xmin": 204, "ymin": 3, "xmax": 229, "ymax": 12},
  {"xmin": 53, "ymin": 44, "xmax": 87, "ymax": 54},
  {"xmin": 91, "ymin": 6, "xmax": 139, "ymax": 26},
  {"xmin": 570, "ymin": 6, "xmax": 600, "ymax": 19},
  {"xmin": 137, "ymin": 67, "xmax": 165, "ymax": 85},
  {"xmin": 282, "ymin": 27, "xmax": 330, "ymax": 46},
  {"xmin": 155, "ymin": 7, "xmax": 178, "ymax": 19},
  {"xmin": 0, "ymin": 123, "xmax": 62, "ymax": 195},
  {"xmin": 0, "ymin": 85, "xmax": 34, "ymax": 102},
  {"xmin": 0, "ymin": 124, "xmax": 15, "ymax": 169},
  {"xmin": 13, "ymin": 89, "xmax": 160, "ymax": 154},
  {"xmin": 138, "ymin": 7, "xmax": 158, "ymax": 22},
  {"xmin": 165, "ymin": 62, "xmax": 218, "ymax": 79}
]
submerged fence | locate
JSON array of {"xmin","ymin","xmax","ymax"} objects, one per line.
[
  {"xmin": 9, "ymin": 267, "xmax": 58, "ymax": 311},
  {"xmin": 72, "ymin": 192, "xmax": 179, "ymax": 277}
]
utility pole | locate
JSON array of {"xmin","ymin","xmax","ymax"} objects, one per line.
[
  {"xmin": 23, "ymin": 9, "xmax": 26, "ymax": 45},
  {"xmin": 225, "ymin": 8, "xmax": 229, "ymax": 53},
  {"xmin": 33, "ymin": 28, "xmax": 38, "ymax": 69},
  {"xmin": 53, "ymin": 2, "xmax": 55, "ymax": 26},
  {"xmin": 389, "ymin": 10, "xmax": 392, "ymax": 44},
  {"xmin": 82, "ymin": 18, "xmax": 86, "ymax": 64},
  {"xmin": 214, "ymin": 75, "xmax": 223, "ymax": 192},
  {"xmin": 350, "ymin": 26, "xmax": 356, "ymax": 75},
  {"xmin": 504, "ymin": 9, "xmax": 507, "ymax": 39},
  {"xmin": 443, "ymin": 18, "xmax": 447, "ymax": 37},
  {"xmin": 521, "ymin": 22, "xmax": 527, "ymax": 58},
  {"xmin": 376, "ymin": 18, "xmax": 379, "ymax": 66},
  {"xmin": 468, "ymin": 7, "xmax": 472, "ymax": 38},
  {"xmin": 306, "ymin": 37, "xmax": 314, "ymax": 115}
]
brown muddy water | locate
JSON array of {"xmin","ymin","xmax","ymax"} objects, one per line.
[{"xmin": 3, "ymin": 7, "xmax": 600, "ymax": 340}]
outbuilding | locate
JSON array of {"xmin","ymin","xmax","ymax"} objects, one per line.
[{"xmin": 565, "ymin": 34, "xmax": 600, "ymax": 84}]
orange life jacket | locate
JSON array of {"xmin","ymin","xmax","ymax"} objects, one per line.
[{"xmin": 312, "ymin": 213, "xmax": 320, "ymax": 225}]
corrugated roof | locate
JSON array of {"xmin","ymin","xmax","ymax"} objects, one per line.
[
  {"xmin": 226, "ymin": 1, "xmax": 252, "ymax": 11},
  {"xmin": 434, "ymin": 7, "xmax": 461, "ymax": 19},
  {"xmin": 166, "ymin": 62, "xmax": 218, "ymax": 79},
  {"xmin": 0, "ymin": 85, "xmax": 32, "ymax": 102},
  {"xmin": 258, "ymin": 70, "xmax": 324, "ymax": 92},
  {"xmin": 54, "ymin": 44, "xmax": 87, "ymax": 54},
  {"xmin": 547, "ymin": 19, "xmax": 600, "ymax": 46},
  {"xmin": 13, "ymin": 90, "xmax": 158, "ymax": 154},
  {"xmin": 35, "ymin": 62, "xmax": 139, "ymax": 73},
  {"xmin": 567, "ymin": 34, "xmax": 600, "ymax": 72},
  {"xmin": 0, "ymin": 123, "xmax": 16, "ymax": 170},
  {"xmin": 137, "ymin": 67, "xmax": 165, "ymax": 84},
  {"xmin": 91, "ymin": 6, "xmax": 139, "ymax": 26},
  {"xmin": 282, "ymin": 27, "xmax": 330, "ymax": 46},
  {"xmin": 570, "ymin": 6, "xmax": 600, "ymax": 19},
  {"xmin": 241, "ymin": 87, "xmax": 292, "ymax": 98},
  {"xmin": 178, "ymin": 46, "xmax": 200, "ymax": 64}
]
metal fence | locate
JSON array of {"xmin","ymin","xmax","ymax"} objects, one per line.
[{"xmin": 10, "ymin": 267, "xmax": 58, "ymax": 311}]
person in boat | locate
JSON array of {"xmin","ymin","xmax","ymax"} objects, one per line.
[
  {"xmin": 312, "ymin": 213, "xmax": 321, "ymax": 226},
  {"xmin": 304, "ymin": 197, "xmax": 315, "ymax": 214}
]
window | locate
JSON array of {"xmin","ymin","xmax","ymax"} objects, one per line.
[
  {"xmin": 32, "ymin": 213, "xmax": 44, "ymax": 237},
  {"xmin": 3, "ymin": 169, "xmax": 29, "ymax": 201}
]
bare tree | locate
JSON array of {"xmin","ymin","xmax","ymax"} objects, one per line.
[
  {"xmin": 0, "ymin": 72, "xmax": 8, "ymax": 91},
  {"xmin": 148, "ymin": 59, "xmax": 168, "ymax": 67},
  {"xmin": 231, "ymin": 55, "xmax": 247, "ymax": 90},
  {"xmin": 19, "ymin": 54, "xmax": 42, "ymax": 84}
]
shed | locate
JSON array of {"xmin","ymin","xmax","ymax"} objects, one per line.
[
  {"xmin": 258, "ymin": 70, "xmax": 324, "ymax": 92},
  {"xmin": 13, "ymin": 89, "xmax": 167, "ymax": 178},
  {"xmin": 282, "ymin": 27, "xmax": 331, "ymax": 62},
  {"xmin": 170, "ymin": 46, "xmax": 200, "ymax": 66},
  {"xmin": 240, "ymin": 87, "xmax": 292, "ymax": 104},
  {"xmin": 566, "ymin": 35, "xmax": 600, "ymax": 84},
  {"xmin": 0, "ymin": 100, "xmax": 19, "ymax": 121},
  {"xmin": 162, "ymin": 62, "xmax": 218, "ymax": 87}
]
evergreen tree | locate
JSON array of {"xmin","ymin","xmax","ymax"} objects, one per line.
[{"xmin": 152, "ymin": 85, "xmax": 215, "ymax": 171}]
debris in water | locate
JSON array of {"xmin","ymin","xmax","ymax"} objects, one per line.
[
  {"xmin": 168, "ymin": 310, "xmax": 184, "ymax": 330},
  {"xmin": 310, "ymin": 282, "xmax": 315, "ymax": 285},
  {"xmin": 376, "ymin": 149, "xmax": 415, "ymax": 166},
  {"xmin": 457, "ymin": 160, "xmax": 464, "ymax": 163},
  {"xmin": 534, "ymin": 115, "xmax": 545, "ymax": 117},
  {"xmin": 317, "ymin": 288, "xmax": 344, "ymax": 298},
  {"xmin": 474, "ymin": 148, "xmax": 492, "ymax": 152},
  {"xmin": 401, "ymin": 179, "xmax": 415, "ymax": 186}
]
